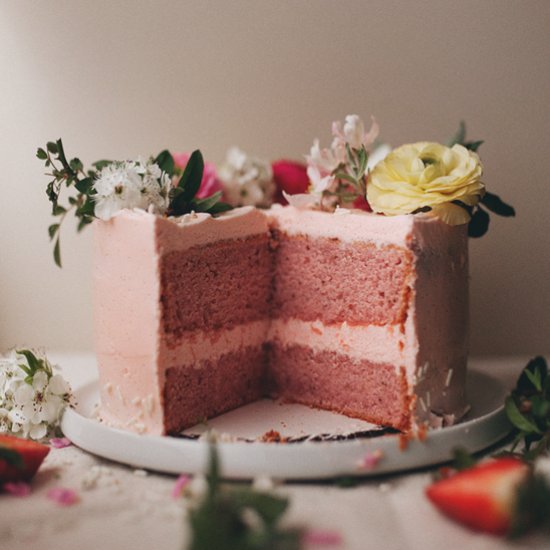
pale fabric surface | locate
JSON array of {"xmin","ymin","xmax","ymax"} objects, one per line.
[{"xmin": 1, "ymin": 354, "xmax": 549, "ymax": 550}]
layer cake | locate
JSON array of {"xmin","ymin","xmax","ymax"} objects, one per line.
[{"xmin": 94, "ymin": 205, "xmax": 468, "ymax": 435}]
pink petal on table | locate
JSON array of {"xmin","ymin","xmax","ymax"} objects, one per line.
[
  {"xmin": 50, "ymin": 437, "xmax": 72, "ymax": 449},
  {"xmin": 357, "ymin": 449, "xmax": 384, "ymax": 471},
  {"xmin": 47, "ymin": 487, "xmax": 79, "ymax": 506},
  {"xmin": 3, "ymin": 481, "xmax": 31, "ymax": 497},
  {"xmin": 171, "ymin": 474, "xmax": 191, "ymax": 498},
  {"xmin": 303, "ymin": 530, "xmax": 343, "ymax": 546}
]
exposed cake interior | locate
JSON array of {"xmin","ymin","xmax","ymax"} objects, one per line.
[{"xmin": 94, "ymin": 205, "xmax": 468, "ymax": 435}]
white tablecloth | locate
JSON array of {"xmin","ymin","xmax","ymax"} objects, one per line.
[{"xmin": 1, "ymin": 354, "xmax": 548, "ymax": 550}]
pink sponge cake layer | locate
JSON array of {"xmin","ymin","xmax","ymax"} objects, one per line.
[
  {"xmin": 272, "ymin": 234, "xmax": 412, "ymax": 325},
  {"xmin": 94, "ymin": 205, "xmax": 469, "ymax": 435},
  {"xmin": 267, "ymin": 344, "xmax": 411, "ymax": 430}
]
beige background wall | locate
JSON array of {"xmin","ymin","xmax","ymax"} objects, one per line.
[{"xmin": 0, "ymin": 0, "xmax": 548, "ymax": 355}]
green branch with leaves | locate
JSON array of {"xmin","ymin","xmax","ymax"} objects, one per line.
[{"xmin": 38, "ymin": 140, "xmax": 231, "ymax": 267}]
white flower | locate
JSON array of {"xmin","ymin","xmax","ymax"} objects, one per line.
[
  {"xmin": 219, "ymin": 147, "xmax": 275, "ymax": 208},
  {"xmin": 0, "ymin": 350, "xmax": 72, "ymax": 440},
  {"xmin": 93, "ymin": 159, "xmax": 171, "ymax": 221},
  {"xmin": 305, "ymin": 114, "xmax": 381, "ymax": 210},
  {"xmin": 332, "ymin": 114, "xmax": 380, "ymax": 151}
]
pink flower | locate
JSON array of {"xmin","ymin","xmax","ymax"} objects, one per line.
[
  {"xmin": 171, "ymin": 474, "xmax": 191, "ymax": 499},
  {"xmin": 172, "ymin": 152, "xmax": 223, "ymax": 199},
  {"xmin": 272, "ymin": 160, "xmax": 309, "ymax": 204},
  {"xmin": 50, "ymin": 437, "xmax": 72, "ymax": 449},
  {"xmin": 2, "ymin": 481, "xmax": 31, "ymax": 497},
  {"xmin": 302, "ymin": 529, "xmax": 343, "ymax": 546},
  {"xmin": 47, "ymin": 487, "xmax": 79, "ymax": 506}
]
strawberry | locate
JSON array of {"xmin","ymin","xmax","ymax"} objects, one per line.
[
  {"xmin": 426, "ymin": 457, "xmax": 529, "ymax": 535},
  {"xmin": 0, "ymin": 434, "xmax": 50, "ymax": 482}
]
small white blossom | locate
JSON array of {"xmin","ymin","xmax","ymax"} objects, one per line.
[
  {"xmin": 0, "ymin": 350, "xmax": 72, "ymax": 440},
  {"xmin": 219, "ymin": 147, "xmax": 275, "ymax": 208},
  {"xmin": 93, "ymin": 159, "xmax": 171, "ymax": 221}
]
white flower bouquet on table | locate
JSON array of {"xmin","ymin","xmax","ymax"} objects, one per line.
[{"xmin": 0, "ymin": 350, "xmax": 72, "ymax": 440}]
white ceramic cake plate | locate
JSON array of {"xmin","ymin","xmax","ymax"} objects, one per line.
[{"xmin": 61, "ymin": 368, "xmax": 511, "ymax": 480}]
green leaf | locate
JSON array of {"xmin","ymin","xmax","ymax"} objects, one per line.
[
  {"xmin": 207, "ymin": 201, "xmax": 233, "ymax": 215},
  {"xmin": 467, "ymin": 206, "xmax": 490, "ymax": 238},
  {"xmin": 463, "ymin": 140, "xmax": 484, "ymax": 152},
  {"xmin": 16, "ymin": 349, "xmax": 41, "ymax": 376},
  {"xmin": 77, "ymin": 216, "xmax": 93, "ymax": 232},
  {"xmin": 0, "ymin": 447, "xmax": 23, "ymax": 469},
  {"xmin": 48, "ymin": 223, "xmax": 60, "ymax": 240},
  {"xmin": 448, "ymin": 121, "xmax": 466, "ymax": 147},
  {"xmin": 525, "ymin": 368, "xmax": 543, "ymax": 393},
  {"xmin": 334, "ymin": 171, "xmax": 358, "ymax": 185},
  {"xmin": 76, "ymin": 198, "xmax": 95, "ymax": 217},
  {"xmin": 52, "ymin": 204, "xmax": 67, "ymax": 216},
  {"xmin": 192, "ymin": 191, "xmax": 223, "ymax": 213},
  {"xmin": 177, "ymin": 149, "xmax": 204, "ymax": 199},
  {"xmin": 92, "ymin": 160, "xmax": 112, "ymax": 171},
  {"xmin": 481, "ymin": 191, "xmax": 515, "ymax": 217},
  {"xmin": 69, "ymin": 158, "xmax": 83, "ymax": 173},
  {"xmin": 505, "ymin": 397, "xmax": 541, "ymax": 434},
  {"xmin": 154, "ymin": 150, "xmax": 175, "ymax": 177},
  {"xmin": 46, "ymin": 141, "xmax": 59, "ymax": 154},
  {"xmin": 53, "ymin": 238, "xmax": 62, "ymax": 268},
  {"xmin": 75, "ymin": 177, "xmax": 93, "ymax": 194},
  {"xmin": 36, "ymin": 148, "xmax": 48, "ymax": 160}
]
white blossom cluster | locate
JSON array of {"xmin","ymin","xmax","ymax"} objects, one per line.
[
  {"xmin": 218, "ymin": 147, "xmax": 275, "ymax": 208},
  {"xmin": 0, "ymin": 350, "xmax": 72, "ymax": 440},
  {"xmin": 93, "ymin": 159, "xmax": 172, "ymax": 220}
]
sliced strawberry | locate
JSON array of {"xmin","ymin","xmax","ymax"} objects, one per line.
[
  {"xmin": 426, "ymin": 457, "xmax": 528, "ymax": 535},
  {"xmin": 0, "ymin": 434, "xmax": 50, "ymax": 482}
]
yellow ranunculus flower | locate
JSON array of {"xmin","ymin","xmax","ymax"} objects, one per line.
[{"xmin": 367, "ymin": 142, "xmax": 484, "ymax": 225}]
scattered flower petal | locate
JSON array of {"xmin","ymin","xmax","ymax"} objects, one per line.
[
  {"xmin": 302, "ymin": 529, "xmax": 343, "ymax": 546},
  {"xmin": 50, "ymin": 437, "xmax": 72, "ymax": 449},
  {"xmin": 172, "ymin": 474, "xmax": 191, "ymax": 499},
  {"xmin": 2, "ymin": 481, "xmax": 31, "ymax": 497},
  {"xmin": 357, "ymin": 449, "xmax": 384, "ymax": 471},
  {"xmin": 47, "ymin": 487, "xmax": 79, "ymax": 506}
]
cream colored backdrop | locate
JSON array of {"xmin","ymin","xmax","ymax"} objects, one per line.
[{"xmin": 0, "ymin": 0, "xmax": 549, "ymax": 355}]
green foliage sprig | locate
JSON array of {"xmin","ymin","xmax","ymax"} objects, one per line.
[
  {"xmin": 37, "ymin": 139, "xmax": 98, "ymax": 267},
  {"xmin": 38, "ymin": 141, "xmax": 232, "ymax": 267},
  {"xmin": 447, "ymin": 122, "xmax": 516, "ymax": 238},
  {"xmin": 188, "ymin": 445, "xmax": 302, "ymax": 550},
  {"xmin": 505, "ymin": 356, "xmax": 550, "ymax": 460}
]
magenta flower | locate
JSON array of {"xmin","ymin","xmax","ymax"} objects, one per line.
[
  {"xmin": 47, "ymin": 487, "xmax": 79, "ymax": 506},
  {"xmin": 172, "ymin": 152, "xmax": 223, "ymax": 199}
]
